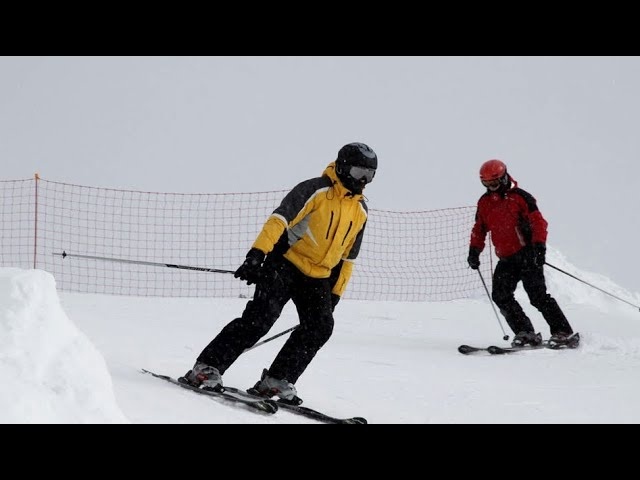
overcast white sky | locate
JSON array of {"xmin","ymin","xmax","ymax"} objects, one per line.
[
  {"xmin": 2, "ymin": 244, "xmax": 640, "ymax": 424},
  {"xmin": 1, "ymin": 56, "xmax": 638, "ymax": 293}
]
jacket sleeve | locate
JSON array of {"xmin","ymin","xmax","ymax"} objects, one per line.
[
  {"xmin": 469, "ymin": 204, "xmax": 487, "ymax": 251},
  {"xmin": 529, "ymin": 210, "xmax": 548, "ymax": 244},
  {"xmin": 331, "ymin": 220, "xmax": 366, "ymax": 296},
  {"xmin": 331, "ymin": 260, "xmax": 354, "ymax": 297},
  {"xmin": 252, "ymin": 216, "xmax": 287, "ymax": 254},
  {"xmin": 516, "ymin": 189, "xmax": 548, "ymax": 244}
]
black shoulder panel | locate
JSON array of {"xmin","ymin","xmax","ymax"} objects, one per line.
[
  {"xmin": 273, "ymin": 176, "xmax": 333, "ymax": 223},
  {"xmin": 511, "ymin": 188, "xmax": 539, "ymax": 213}
]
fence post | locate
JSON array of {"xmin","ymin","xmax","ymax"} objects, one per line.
[{"xmin": 33, "ymin": 172, "xmax": 39, "ymax": 269}]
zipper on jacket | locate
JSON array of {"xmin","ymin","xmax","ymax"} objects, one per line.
[
  {"xmin": 326, "ymin": 211, "xmax": 334, "ymax": 239},
  {"xmin": 342, "ymin": 221, "xmax": 353, "ymax": 245}
]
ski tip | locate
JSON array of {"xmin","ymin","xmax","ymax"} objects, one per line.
[
  {"xmin": 341, "ymin": 417, "xmax": 368, "ymax": 424},
  {"xmin": 458, "ymin": 345, "xmax": 485, "ymax": 354},
  {"xmin": 350, "ymin": 417, "xmax": 368, "ymax": 424}
]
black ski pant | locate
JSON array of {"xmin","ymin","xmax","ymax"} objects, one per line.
[
  {"xmin": 197, "ymin": 256, "xmax": 334, "ymax": 384},
  {"xmin": 492, "ymin": 251, "xmax": 573, "ymax": 336}
]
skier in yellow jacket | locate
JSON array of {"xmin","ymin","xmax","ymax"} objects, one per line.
[{"xmin": 182, "ymin": 143, "xmax": 378, "ymax": 404}]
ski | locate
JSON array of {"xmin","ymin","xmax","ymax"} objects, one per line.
[
  {"xmin": 459, "ymin": 344, "xmax": 545, "ymax": 355},
  {"xmin": 141, "ymin": 369, "xmax": 278, "ymax": 414},
  {"xmin": 222, "ymin": 386, "xmax": 368, "ymax": 424},
  {"xmin": 458, "ymin": 333, "xmax": 580, "ymax": 355},
  {"xmin": 486, "ymin": 344, "xmax": 546, "ymax": 355}
]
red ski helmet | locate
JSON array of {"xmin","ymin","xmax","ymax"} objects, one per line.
[
  {"xmin": 479, "ymin": 159, "xmax": 509, "ymax": 191},
  {"xmin": 479, "ymin": 159, "xmax": 507, "ymax": 181}
]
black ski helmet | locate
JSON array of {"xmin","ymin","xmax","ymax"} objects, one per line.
[{"xmin": 335, "ymin": 142, "xmax": 378, "ymax": 194}]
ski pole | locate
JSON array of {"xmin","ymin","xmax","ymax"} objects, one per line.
[
  {"xmin": 477, "ymin": 269, "xmax": 510, "ymax": 341},
  {"xmin": 545, "ymin": 262, "xmax": 640, "ymax": 312},
  {"xmin": 54, "ymin": 251, "xmax": 235, "ymax": 274},
  {"xmin": 244, "ymin": 326, "xmax": 298, "ymax": 352}
]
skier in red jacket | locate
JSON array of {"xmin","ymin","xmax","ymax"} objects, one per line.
[{"xmin": 467, "ymin": 159, "xmax": 578, "ymax": 348}]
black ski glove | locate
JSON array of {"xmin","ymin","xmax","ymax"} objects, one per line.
[
  {"xmin": 331, "ymin": 293, "xmax": 340, "ymax": 312},
  {"xmin": 532, "ymin": 243, "xmax": 546, "ymax": 268},
  {"xmin": 467, "ymin": 247, "xmax": 481, "ymax": 270},
  {"xmin": 234, "ymin": 248, "xmax": 266, "ymax": 285}
]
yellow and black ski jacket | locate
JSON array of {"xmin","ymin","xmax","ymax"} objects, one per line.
[{"xmin": 252, "ymin": 161, "xmax": 369, "ymax": 297}]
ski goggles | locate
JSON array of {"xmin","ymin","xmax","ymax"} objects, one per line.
[
  {"xmin": 349, "ymin": 165, "xmax": 376, "ymax": 183},
  {"xmin": 481, "ymin": 178, "xmax": 501, "ymax": 189}
]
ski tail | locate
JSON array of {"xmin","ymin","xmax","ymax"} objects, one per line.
[{"xmin": 545, "ymin": 332, "xmax": 581, "ymax": 349}]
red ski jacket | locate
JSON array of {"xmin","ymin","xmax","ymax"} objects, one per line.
[{"xmin": 469, "ymin": 178, "xmax": 548, "ymax": 259}]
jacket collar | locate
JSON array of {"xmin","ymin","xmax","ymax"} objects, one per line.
[{"xmin": 324, "ymin": 162, "xmax": 365, "ymax": 200}]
